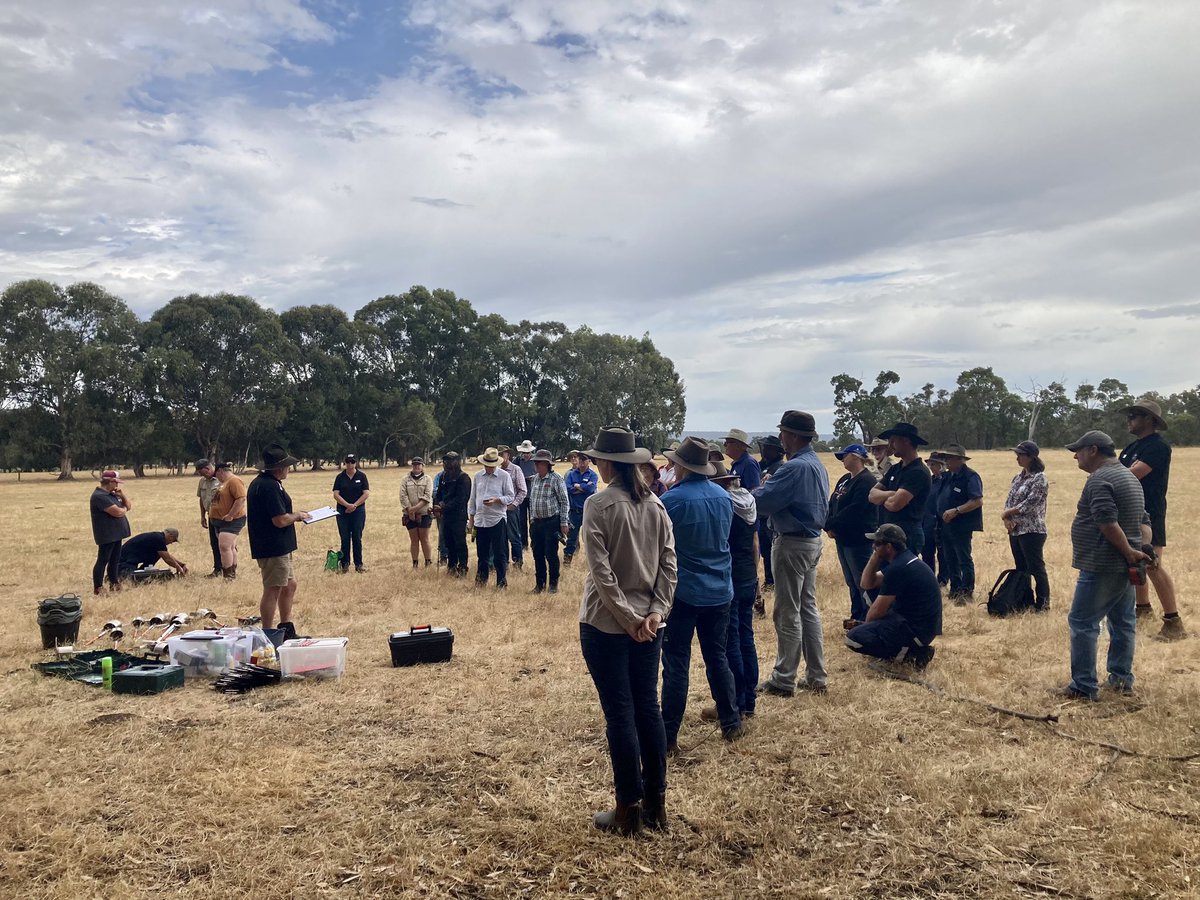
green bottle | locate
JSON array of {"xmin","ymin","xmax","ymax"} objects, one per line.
[{"xmin": 101, "ymin": 656, "xmax": 113, "ymax": 690}]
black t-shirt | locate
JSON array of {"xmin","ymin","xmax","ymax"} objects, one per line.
[
  {"xmin": 1120, "ymin": 433, "xmax": 1170, "ymax": 516},
  {"xmin": 90, "ymin": 488, "xmax": 131, "ymax": 545},
  {"xmin": 825, "ymin": 469, "xmax": 878, "ymax": 545},
  {"xmin": 879, "ymin": 458, "xmax": 932, "ymax": 531},
  {"xmin": 435, "ymin": 471, "xmax": 472, "ymax": 518},
  {"xmin": 120, "ymin": 531, "xmax": 166, "ymax": 569},
  {"xmin": 333, "ymin": 469, "xmax": 370, "ymax": 511},
  {"xmin": 247, "ymin": 471, "xmax": 297, "ymax": 559},
  {"xmin": 881, "ymin": 550, "xmax": 942, "ymax": 643},
  {"xmin": 729, "ymin": 513, "xmax": 758, "ymax": 585}
]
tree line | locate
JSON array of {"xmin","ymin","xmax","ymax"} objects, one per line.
[
  {"xmin": 830, "ymin": 368, "xmax": 1200, "ymax": 450},
  {"xmin": 0, "ymin": 281, "xmax": 686, "ymax": 478}
]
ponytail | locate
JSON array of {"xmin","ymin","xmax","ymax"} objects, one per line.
[{"xmin": 613, "ymin": 461, "xmax": 649, "ymax": 504}]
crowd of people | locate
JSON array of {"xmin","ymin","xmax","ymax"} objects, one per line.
[{"xmin": 85, "ymin": 396, "xmax": 1187, "ymax": 835}]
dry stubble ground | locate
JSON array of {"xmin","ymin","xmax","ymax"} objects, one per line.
[{"xmin": 0, "ymin": 451, "xmax": 1197, "ymax": 899}]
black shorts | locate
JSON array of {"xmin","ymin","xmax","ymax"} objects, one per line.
[
  {"xmin": 215, "ymin": 516, "xmax": 246, "ymax": 535},
  {"xmin": 1149, "ymin": 512, "xmax": 1166, "ymax": 548},
  {"xmin": 405, "ymin": 515, "xmax": 433, "ymax": 530}
]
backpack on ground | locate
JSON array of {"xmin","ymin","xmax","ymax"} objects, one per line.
[
  {"xmin": 986, "ymin": 569, "xmax": 1034, "ymax": 617},
  {"xmin": 324, "ymin": 550, "xmax": 343, "ymax": 572}
]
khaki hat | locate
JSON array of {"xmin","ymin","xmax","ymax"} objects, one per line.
[
  {"xmin": 516, "ymin": 439, "xmax": 536, "ymax": 453},
  {"xmin": 1122, "ymin": 398, "xmax": 1168, "ymax": 430},
  {"xmin": 709, "ymin": 461, "xmax": 740, "ymax": 485},
  {"xmin": 479, "ymin": 447, "xmax": 502, "ymax": 466},
  {"xmin": 722, "ymin": 428, "xmax": 751, "ymax": 446},
  {"xmin": 531, "ymin": 449, "xmax": 554, "ymax": 464},
  {"xmin": 584, "ymin": 427, "xmax": 652, "ymax": 464},
  {"xmin": 666, "ymin": 436, "xmax": 717, "ymax": 476},
  {"xmin": 868, "ymin": 438, "xmax": 890, "ymax": 449},
  {"xmin": 938, "ymin": 443, "xmax": 971, "ymax": 460},
  {"xmin": 777, "ymin": 410, "xmax": 819, "ymax": 438}
]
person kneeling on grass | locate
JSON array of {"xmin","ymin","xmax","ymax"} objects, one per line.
[
  {"xmin": 845, "ymin": 524, "xmax": 941, "ymax": 670},
  {"xmin": 119, "ymin": 529, "xmax": 188, "ymax": 582}
]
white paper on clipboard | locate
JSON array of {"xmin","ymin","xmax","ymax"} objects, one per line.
[{"xmin": 303, "ymin": 505, "xmax": 338, "ymax": 524}]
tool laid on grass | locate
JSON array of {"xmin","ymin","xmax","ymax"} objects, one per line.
[{"xmin": 84, "ymin": 620, "xmax": 123, "ymax": 647}]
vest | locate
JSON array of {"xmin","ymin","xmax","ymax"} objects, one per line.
[{"xmin": 941, "ymin": 465, "xmax": 983, "ymax": 532}]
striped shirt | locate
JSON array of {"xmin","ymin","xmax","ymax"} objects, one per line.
[
  {"xmin": 1071, "ymin": 461, "xmax": 1148, "ymax": 573},
  {"xmin": 529, "ymin": 470, "xmax": 570, "ymax": 527}
]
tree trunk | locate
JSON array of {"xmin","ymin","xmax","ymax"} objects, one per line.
[
  {"xmin": 57, "ymin": 447, "xmax": 74, "ymax": 480},
  {"xmin": 133, "ymin": 462, "xmax": 146, "ymax": 478}
]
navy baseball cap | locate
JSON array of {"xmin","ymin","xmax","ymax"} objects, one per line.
[{"xmin": 835, "ymin": 443, "xmax": 869, "ymax": 460}]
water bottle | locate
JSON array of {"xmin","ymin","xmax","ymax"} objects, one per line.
[{"xmin": 101, "ymin": 656, "xmax": 113, "ymax": 690}]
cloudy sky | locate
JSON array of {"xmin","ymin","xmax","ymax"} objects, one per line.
[{"xmin": 2, "ymin": 1, "xmax": 1197, "ymax": 430}]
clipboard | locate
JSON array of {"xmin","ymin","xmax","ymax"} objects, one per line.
[{"xmin": 303, "ymin": 505, "xmax": 338, "ymax": 524}]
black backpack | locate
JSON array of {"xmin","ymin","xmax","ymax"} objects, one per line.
[{"xmin": 986, "ymin": 569, "xmax": 1034, "ymax": 617}]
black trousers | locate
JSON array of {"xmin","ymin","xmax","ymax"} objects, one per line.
[
  {"xmin": 921, "ymin": 516, "xmax": 948, "ymax": 585},
  {"xmin": 475, "ymin": 522, "xmax": 508, "ymax": 586},
  {"xmin": 757, "ymin": 517, "xmax": 774, "ymax": 585},
  {"xmin": 93, "ymin": 541, "xmax": 121, "ymax": 590},
  {"xmin": 443, "ymin": 517, "xmax": 468, "ymax": 573},
  {"xmin": 519, "ymin": 497, "xmax": 531, "ymax": 548},
  {"xmin": 207, "ymin": 522, "xmax": 222, "ymax": 572},
  {"xmin": 530, "ymin": 516, "xmax": 562, "ymax": 589},
  {"xmin": 1010, "ymin": 532, "xmax": 1050, "ymax": 608}
]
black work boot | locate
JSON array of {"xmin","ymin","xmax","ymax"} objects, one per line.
[
  {"xmin": 593, "ymin": 801, "xmax": 642, "ymax": 836},
  {"xmin": 642, "ymin": 792, "xmax": 668, "ymax": 832}
]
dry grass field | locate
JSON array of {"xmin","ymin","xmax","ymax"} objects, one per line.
[{"xmin": 1, "ymin": 450, "xmax": 1197, "ymax": 899}]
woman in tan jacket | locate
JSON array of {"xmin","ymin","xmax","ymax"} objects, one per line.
[
  {"xmin": 578, "ymin": 427, "xmax": 677, "ymax": 837},
  {"xmin": 400, "ymin": 457, "xmax": 434, "ymax": 568}
]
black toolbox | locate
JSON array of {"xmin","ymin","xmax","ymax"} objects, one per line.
[
  {"xmin": 112, "ymin": 663, "xmax": 186, "ymax": 695},
  {"xmin": 388, "ymin": 625, "xmax": 453, "ymax": 667}
]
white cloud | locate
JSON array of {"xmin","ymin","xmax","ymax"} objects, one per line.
[{"xmin": 1, "ymin": 0, "xmax": 1198, "ymax": 429}]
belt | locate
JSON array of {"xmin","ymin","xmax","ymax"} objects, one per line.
[{"xmin": 778, "ymin": 531, "xmax": 820, "ymax": 538}]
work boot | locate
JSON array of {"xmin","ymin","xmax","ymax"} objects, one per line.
[
  {"xmin": 593, "ymin": 801, "xmax": 642, "ymax": 836},
  {"xmin": 1135, "ymin": 604, "xmax": 1153, "ymax": 620},
  {"xmin": 722, "ymin": 723, "xmax": 747, "ymax": 742},
  {"xmin": 413, "ymin": 560, "xmax": 419, "ymax": 570},
  {"xmin": 205, "ymin": 569, "xmax": 222, "ymax": 578},
  {"xmin": 530, "ymin": 586, "xmax": 544, "ymax": 595},
  {"xmin": 222, "ymin": 565, "xmax": 237, "ymax": 580},
  {"xmin": 1154, "ymin": 616, "xmax": 1188, "ymax": 642},
  {"xmin": 425, "ymin": 560, "xmax": 432, "ymax": 567},
  {"xmin": 549, "ymin": 582, "xmax": 558, "ymax": 594},
  {"xmin": 700, "ymin": 705, "xmax": 718, "ymax": 722},
  {"xmin": 642, "ymin": 792, "xmax": 668, "ymax": 832}
]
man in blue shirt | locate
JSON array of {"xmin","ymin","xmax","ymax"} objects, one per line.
[
  {"xmin": 846, "ymin": 524, "xmax": 941, "ymax": 669},
  {"xmin": 936, "ymin": 444, "xmax": 984, "ymax": 604},
  {"xmin": 723, "ymin": 428, "xmax": 762, "ymax": 490},
  {"xmin": 752, "ymin": 410, "xmax": 830, "ymax": 696},
  {"xmin": 563, "ymin": 452, "xmax": 599, "ymax": 564},
  {"xmin": 660, "ymin": 436, "xmax": 741, "ymax": 748}
]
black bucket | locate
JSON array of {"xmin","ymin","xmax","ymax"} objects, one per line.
[{"xmin": 40, "ymin": 620, "xmax": 81, "ymax": 649}]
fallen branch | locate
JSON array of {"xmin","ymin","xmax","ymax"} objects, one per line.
[
  {"xmin": 867, "ymin": 662, "xmax": 1059, "ymax": 723},
  {"xmin": 1080, "ymin": 749, "xmax": 1121, "ymax": 788},
  {"xmin": 1126, "ymin": 802, "xmax": 1199, "ymax": 825},
  {"xmin": 1046, "ymin": 727, "xmax": 1200, "ymax": 762}
]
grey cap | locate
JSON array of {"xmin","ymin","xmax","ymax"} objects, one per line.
[{"xmin": 1065, "ymin": 430, "xmax": 1114, "ymax": 452}]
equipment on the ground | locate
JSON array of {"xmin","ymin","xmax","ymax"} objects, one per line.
[
  {"xmin": 389, "ymin": 625, "xmax": 454, "ymax": 667},
  {"xmin": 84, "ymin": 620, "xmax": 123, "ymax": 647},
  {"xmin": 986, "ymin": 569, "xmax": 1035, "ymax": 617}
]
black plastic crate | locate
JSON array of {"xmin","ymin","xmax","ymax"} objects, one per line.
[{"xmin": 388, "ymin": 625, "xmax": 453, "ymax": 667}]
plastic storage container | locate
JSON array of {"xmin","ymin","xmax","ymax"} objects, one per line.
[
  {"xmin": 168, "ymin": 631, "xmax": 238, "ymax": 678},
  {"xmin": 388, "ymin": 625, "xmax": 454, "ymax": 667},
  {"xmin": 278, "ymin": 638, "xmax": 348, "ymax": 679},
  {"xmin": 112, "ymin": 663, "xmax": 185, "ymax": 694}
]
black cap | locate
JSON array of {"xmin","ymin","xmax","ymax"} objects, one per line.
[
  {"xmin": 344, "ymin": 454, "xmax": 357, "ymax": 464},
  {"xmin": 215, "ymin": 461, "xmax": 233, "ymax": 471}
]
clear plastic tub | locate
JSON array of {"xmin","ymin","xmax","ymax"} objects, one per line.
[{"xmin": 277, "ymin": 638, "xmax": 348, "ymax": 679}]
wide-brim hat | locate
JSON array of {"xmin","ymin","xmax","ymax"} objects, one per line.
[
  {"xmin": 479, "ymin": 447, "xmax": 502, "ymax": 465},
  {"xmin": 665, "ymin": 435, "xmax": 717, "ymax": 476},
  {"xmin": 660, "ymin": 440, "xmax": 681, "ymax": 454},
  {"xmin": 584, "ymin": 427, "xmax": 652, "ymax": 464},
  {"xmin": 722, "ymin": 428, "xmax": 751, "ymax": 446},
  {"xmin": 868, "ymin": 438, "xmax": 890, "ymax": 449},
  {"xmin": 938, "ymin": 443, "xmax": 971, "ymax": 460},
  {"xmin": 878, "ymin": 422, "xmax": 928, "ymax": 446},
  {"xmin": 709, "ymin": 461, "xmax": 739, "ymax": 484},
  {"xmin": 531, "ymin": 449, "xmax": 554, "ymax": 464},
  {"xmin": 757, "ymin": 435, "xmax": 783, "ymax": 450},
  {"xmin": 1122, "ymin": 398, "xmax": 1168, "ymax": 430},
  {"xmin": 258, "ymin": 443, "xmax": 300, "ymax": 470},
  {"xmin": 777, "ymin": 410, "xmax": 819, "ymax": 438},
  {"xmin": 516, "ymin": 440, "xmax": 536, "ymax": 453}
]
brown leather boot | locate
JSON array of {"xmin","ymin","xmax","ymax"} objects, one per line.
[
  {"xmin": 593, "ymin": 801, "xmax": 642, "ymax": 836},
  {"xmin": 642, "ymin": 792, "xmax": 668, "ymax": 832},
  {"xmin": 1154, "ymin": 616, "xmax": 1188, "ymax": 642},
  {"xmin": 222, "ymin": 565, "xmax": 237, "ymax": 580}
]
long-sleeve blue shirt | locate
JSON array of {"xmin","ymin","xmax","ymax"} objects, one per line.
[
  {"xmin": 660, "ymin": 473, "xmax": 734, "ymax": 606},
  {"xmin": 565, "ymin": 466, "xmax": 599, "ymax": 511},
  {"xmin": 752, "ymin": 445, "xmax": 830, "ymax": 537}
]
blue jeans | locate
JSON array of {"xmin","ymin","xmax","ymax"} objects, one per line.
[
  {"xmin": 835, "ymin": 540, "xmax": 874, "ymax": 621},
  {"xmin": 580, "ymin": 624, "xmax": 668, "ymax": 806},
  {"xmin": 724, "ymin": 579, "xmax": 759, "ymax": 714},
  {"xmin": 1068, "ymin": 570, "xmax": 1136, "ymax": 698},
  {"xmin": 336, "ymin": 506, "xmax": 366, "ymax": 569},
  {"xmin": 661, "ymin": 599, "xmax": 740, "ymax": 744},
  {"xmin": 505, "ymin": 509, "xmax": 523, "ymax": 564},
  {"xmin": 565, "ymin": 507, "xmax": 584, "ymax": 557},
  {"xmin": 941, "ymin": 523, "xmax": 975, "ymax": 596}
]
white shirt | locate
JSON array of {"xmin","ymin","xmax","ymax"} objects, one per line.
[{"xmin": 468, "ymin": 468, "xmax": 515, "ymax": 528}]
